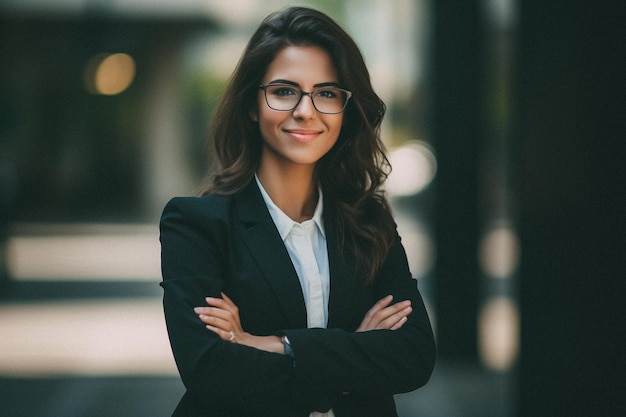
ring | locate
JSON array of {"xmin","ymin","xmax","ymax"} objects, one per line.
[{"xmin": 229, "ymin": 331, "xmax": 236, "ymax": 341}]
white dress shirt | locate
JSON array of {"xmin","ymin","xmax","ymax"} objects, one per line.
[{"xmin": 256, "ymin": 177, "xmax": 335, "ymax": 417}]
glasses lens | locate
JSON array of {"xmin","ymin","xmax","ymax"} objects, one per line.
[
  {"xmin": 264, "ymin": 85, "xmax": 300, "ymax": 111},
  {"xmin": 312, "ymin": 87, "xmax": 349, "ymax": 114}
]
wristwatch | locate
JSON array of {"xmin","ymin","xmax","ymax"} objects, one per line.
[{"xmin": 281, "ymin": 335, "xmax": 295, "ymax": 358}]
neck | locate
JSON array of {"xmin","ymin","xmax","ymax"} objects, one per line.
[{"xmin": 257, "ymin": 164, "xmax": 318, "ymax": 222}]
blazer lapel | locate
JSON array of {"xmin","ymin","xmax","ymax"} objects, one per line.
[
  {"xmin": 325, "ymin": 209, "xmax": 357, "ymax": 329},
  {"xmin": 234, "ymin": 181, "xmax": 308, "ymax": 329}
]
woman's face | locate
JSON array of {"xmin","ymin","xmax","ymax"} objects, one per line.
[{"xmin": 253, "ymin": 45, "xmax": 344, "ymax": 170}]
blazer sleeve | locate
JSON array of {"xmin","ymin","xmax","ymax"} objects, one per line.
[
  {"xmin": 282, "ymin": 231, "xmax": 437, "ymax": 411},
  {"xmin": 159, "ymin": 197, "xmax": 309, "ymax": 416}
]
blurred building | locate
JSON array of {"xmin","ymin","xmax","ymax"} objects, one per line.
[{"xmin": 0, "ymin": 0, "xmax": 219, "ymax": 224}]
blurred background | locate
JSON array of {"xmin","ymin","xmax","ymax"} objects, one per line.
[{"xmin": 0, "ymin": 0, "xmax": 622, "ymax": 416}]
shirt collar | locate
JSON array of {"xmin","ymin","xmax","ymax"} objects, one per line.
[{"xmin": 255, "ymin": 175, "xmax": 325, "ymax": 241}]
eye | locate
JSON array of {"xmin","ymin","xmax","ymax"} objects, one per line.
[
  {"xmin": 316, "ymin": 88, "xmax": 340, "ymax": 100},
  {"xmin": 268, "ymin": 85, "xmax": 299, "ymax": 97}
]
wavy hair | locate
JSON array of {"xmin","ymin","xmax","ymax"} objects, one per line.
[{"xmin": 202, "ymin": 7, "xmax": 395, "ymax": 283}]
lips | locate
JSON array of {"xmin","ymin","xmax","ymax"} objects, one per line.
[{"xmin": 284, "ymin": 128, "xmax": 321, "ymax": 143}]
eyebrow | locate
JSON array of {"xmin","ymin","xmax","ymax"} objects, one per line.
[{"xmin": 266, "ymin": 79, "xmax": 341, "ymax": 88}]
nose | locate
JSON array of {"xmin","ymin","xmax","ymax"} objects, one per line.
[{"xmin": 292, "ymin": 92, "xmax": 316, "ymax": 119}]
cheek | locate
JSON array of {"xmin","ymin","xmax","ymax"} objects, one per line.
[
  {"xmin": 257, "ymin": 113, "xmax": 281, "ymax": 142},
  {"xmin": 258, "ymin": 105, "xmax": 285, "ymax": 127}
]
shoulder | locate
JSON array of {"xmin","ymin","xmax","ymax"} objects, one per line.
[
  {"xmin": 162, "ymin": 181, "xmax": 265, "ymax": 226},
  {"xmin": 163, "ymin": 194, "xmax": 231, "ymax": 217},
  {"xmin": 160, "ymin": 193, "xmax": 234, "ymax": 231}
]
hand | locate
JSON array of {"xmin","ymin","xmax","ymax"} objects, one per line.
[
  {"xmin": 194, "ymin": 292, "xmax": 245, "ymax": 342},
  {"xmin": 194, "ymin": 293, "xmax": 283, "ymax": 354},
  {"xmin": 356, "ymin": 295, "xmax": 412, "ymax": 332}
]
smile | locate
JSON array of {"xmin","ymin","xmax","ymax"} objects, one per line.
[{"xmin": 284, "ymin": 129, "xmax": 321, "ymax": 143}]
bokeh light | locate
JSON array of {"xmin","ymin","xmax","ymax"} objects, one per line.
[
  {"xmin": 387, "ymin": 141, "xmax": 437, "ymax": 197},
  {"xmin": 479, "ymin": 224, "xmax": 520, "ymax": 279},
  {"xmin": 84, "ymin": 53, "xmax": 136, "ymax": 96},
  {"xmin": 479, "ymin": 296, "xmax": 519, "ymax": 371}
]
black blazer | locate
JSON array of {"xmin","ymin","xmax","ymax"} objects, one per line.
[{"xmin": 160, "ymin": 181, "xmax": 435, "ymax": 417}]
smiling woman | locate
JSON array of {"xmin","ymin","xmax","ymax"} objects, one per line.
[{"xmin": 159, "ymin": 7, "xmax": 435, "ymax": 417}]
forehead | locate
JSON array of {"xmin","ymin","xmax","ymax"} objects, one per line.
[{"xmin": 261, "ymin": 45, "xmax": 338, "ymax": 85}]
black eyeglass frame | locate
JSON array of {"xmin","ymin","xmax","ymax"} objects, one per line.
[{"xmin": 258, "ymin": 83, "xmax": 353, "ymax": 114}]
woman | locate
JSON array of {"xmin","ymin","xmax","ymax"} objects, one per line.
[{"xmin": 160, "ymin": 6, "xmax": 435, "ymax": 417}]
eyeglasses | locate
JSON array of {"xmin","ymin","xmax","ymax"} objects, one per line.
[{"xmin": 259, "ymin": 83, "xmax": 352, "ymax": 114}]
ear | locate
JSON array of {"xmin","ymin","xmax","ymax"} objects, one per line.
[{"xmin": 249, "ymin": 107, "xmax": 258, "ymax": 122}]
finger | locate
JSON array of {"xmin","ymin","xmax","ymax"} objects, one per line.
[
  {"xmin": 205, "ymin": 296, "xmax": 230, "ymax": 309},
  {"xmin": 205, "ymin": 324, "xmax": 234, "ymax": 341},
  {"xmin": 198, "ymin": 313, "xmax": 231, "ymax": 330},
  {"xmin": 370, "ymin": 300, "xmax": 411, "ymax": 323},
  {"xmin": 194, "ymin": 306, "xmax": 209, "ymax": 315},
  {"xmin": 390, "ymin": 316, "xmax": 408, "ymax": 330},
  {"xmin": 370, "ymin": 295, "xmax": 394, "ymax": 312},
  {"xmin": 378, "ymin": 305, "xmax": 412, "ymax": 330},
  {"xmin": 206, "ymin": 296, "xmax": 240, "ymax": 317},
  {"xmin": 194, "ymin": 306, "xmax": 235, "ymax": 322},
  {"xmin": 194, "ymin": 306, "xmax": 219, "ymax": 315},
  {"xmin": 221, "ymin": 292, "xmax": 236, "ymax": 306},
  {"xmin": 361, "ymin": 295, "xmax": 394, "ymax": 325}
]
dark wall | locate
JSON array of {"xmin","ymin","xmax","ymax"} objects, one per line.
[
  {"xmin": 432, "ymin": 0, "xmax": 624, "ymax": 414},
  {"xmin": 515, "ymin": 1, "xmax": 624, "ymax": 416},
  {"xmin": 432, "ymin": 0, "xmax": 483, "ymax": 361}
]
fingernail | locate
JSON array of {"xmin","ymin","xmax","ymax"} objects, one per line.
[{"xmin": 194, "ymin": 307, "xmax": 202, "ymax": 313}]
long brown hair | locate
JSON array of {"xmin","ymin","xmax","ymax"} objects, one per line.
[{"xmin": 203, "ymin": 7, "xmax": 395, "ymax": 283}]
